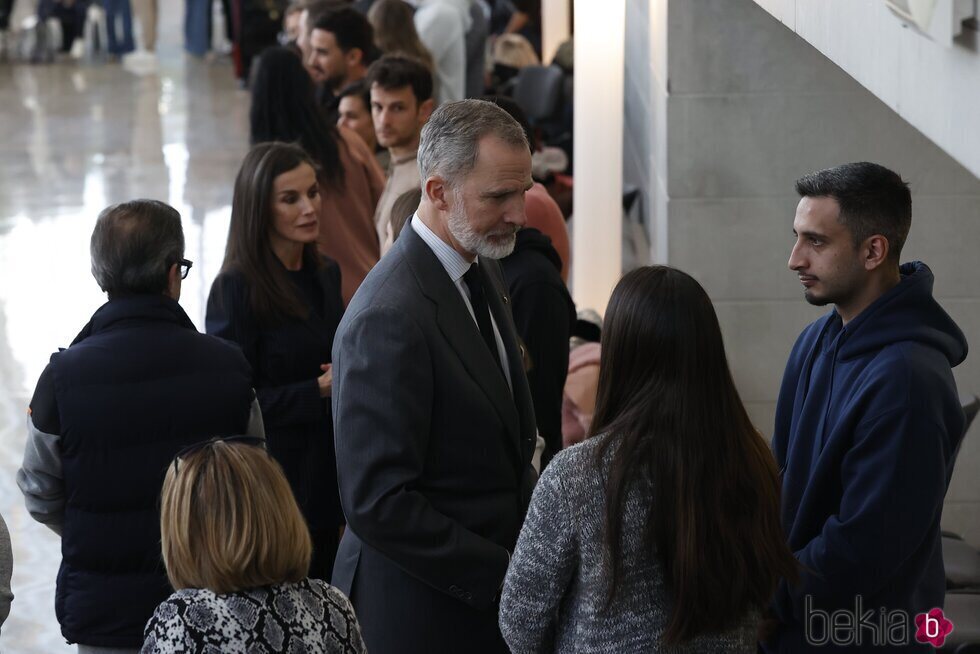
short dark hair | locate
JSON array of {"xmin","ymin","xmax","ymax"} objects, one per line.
[
  {"xmin": 795, "ymin": 162, "xmax": 912, "ymax": 261},
  {"xmin": 90, "ymin": 200, "xmax": 184, "ymax": 297},
  {"xmin": 313, "ymin": 7, "xmax": 374, "ymax": 57},
  {"xmin": 337, "ymin": 79, "xmax": 370, "ymax": 110},
  {"xmin": 366, "ymin": 54, "xmax": 434, "ymax": 104},
  {"xmin": 304, "ymin": 0, "xmax": 351, "ymax": 31}
]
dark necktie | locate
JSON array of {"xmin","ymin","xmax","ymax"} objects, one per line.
[{"xmin": 463, "ymin": 262, "xmax": 503, "ymax": 373}]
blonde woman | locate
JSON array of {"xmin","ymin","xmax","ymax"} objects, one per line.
[{"xmin": 141, "ymin": 438, "xmax": 365, "ymax": 653}]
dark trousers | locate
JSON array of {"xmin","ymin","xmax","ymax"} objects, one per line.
[
  {"xmin": 104, "ymin": 0, "xmax": 135, "ymax": 54},
  {"xmin": 0, "ymin": 0, "xmax": 15, "ymax": 30}
]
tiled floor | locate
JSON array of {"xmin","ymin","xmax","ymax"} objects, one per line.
[{"xmin": 0, "ymin": 13, "xmax": 249, "ymax": 652}]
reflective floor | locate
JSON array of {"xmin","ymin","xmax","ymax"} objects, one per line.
[{"xmin": 0, "ymin": 13, "xmax": 248, "ymax": 652}]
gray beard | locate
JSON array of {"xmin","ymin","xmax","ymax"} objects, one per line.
[{"xmin": 446, "ymin": 200, "xmax": 517, "ymax": 259}]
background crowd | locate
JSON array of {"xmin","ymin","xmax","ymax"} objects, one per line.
[{"xmin": 0, "ymin": 1, "xmax": 974, "ymax": 654}]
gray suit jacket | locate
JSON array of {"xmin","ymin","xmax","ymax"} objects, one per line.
[{"xmin": 331, "ymin": 224, "xmax": 537, "ymax": 652}]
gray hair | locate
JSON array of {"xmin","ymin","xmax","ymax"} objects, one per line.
[
  {"xmin": 90, "ymin": 200, "xmax": 184, "ymax": 297},
  {"xmin": 417, "ymin": 99, "xmax": 528, "ymax": 187}
]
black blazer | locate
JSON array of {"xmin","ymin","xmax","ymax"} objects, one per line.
[
  {"xmin": 331, "ymin": 225, "xmax": 537, "ymax": 654},
  {"xmin": 206, "ymin": 258, "xmax": 344, "ymax": 539}
]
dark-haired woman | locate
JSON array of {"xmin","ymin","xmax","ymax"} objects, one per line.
[
  {"xmin": 250, "ymin": 46, "xmax": 385, "ymax": 305},
  {"xmin": 206, "ymin": 142, "xmax": 345, "ymax": 579},
  {"xmin": 499, "ymin": 266, "xmax": 798, "ymax": 652}
]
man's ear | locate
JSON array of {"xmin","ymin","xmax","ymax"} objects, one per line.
[
  {"xmin": 418, "ymin": 98, "xmax": 435, "ymax": 125},
  {"xmin": 166, "ymin": 262, "xmax": 182, "ymax": 300},
  {"xmin": 424, "ymin": 176, "xmax": 451, "ymax": 211},
  {"xmin": 347, "ymin": 47, "xmax": 364, "ymax": 68},
  {"xmin": 863, "ymin": 234, "xmax": 891, "ymax": 271}
]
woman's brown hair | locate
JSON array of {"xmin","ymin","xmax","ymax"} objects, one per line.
[
  {"xmin": 221, "ymin": 141, "xmax": 321, "ymax": 324},
  {"xmin": 160, "ymin": 441, "xmax": 312, "ymax": 594},
  {"xmin": 591, "ymin": 266, "xmax": 798, "ymax": 644}
]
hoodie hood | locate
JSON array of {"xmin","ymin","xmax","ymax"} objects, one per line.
[
  {"xmin": 513, "ymin": 228, "xmax": 563, "ymax": 273},
  {"xmin": 836, "ymin": 261, "xmax": 967, "ymax": 366}
]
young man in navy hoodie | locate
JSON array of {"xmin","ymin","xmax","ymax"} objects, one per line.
[{"xmin": 766, "ymin": 162, "xmax": 968, "ymax": 652}]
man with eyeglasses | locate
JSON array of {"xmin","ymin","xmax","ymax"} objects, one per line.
[{"xmin": 17, "ymin": 199, "xmax": 264, "ymax": 654}]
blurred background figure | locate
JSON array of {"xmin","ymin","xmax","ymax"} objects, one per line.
[
  {"xmin": 307, "ymin": 7, "xmax": 375, "ymax": 119},
  {"xmin": 249, "ymin": 46, "xmax": 384, "ymax": 303},
  {"xmin": 207, "ymin": 142, "xmax": 346, "ymax": 579},
  {"xmin": 561, "ymin": 310, "xmax": 602, "ymax": 448},
  {"xmin": 367, "ymin": 0, "xmax": 434, "ymax": 72},
  {"xmin": 337, "ymin": 80, "xmax": 391, "ymax": 170},
  {"xmin": 487, "ymin": 95, "xmax": 573, "ymax": 470},
  {"xmin": 501, "ymin": 0, "xmax": 539, "ymax": 57},
  {"xmin": 103, "ymin": 0, "xmax": 134, "ymax": 57},
  {"xmin": 413, "ymin": 0, "xmax": 468, "ymax": 104},
  {"xmin": 463, "ymin": 0, "xmax": 487, "ymax": 97},
  {"xmin": 281, "ymin": 1, "xmax": 304, "ymax": 43},
  {"xmin": 235, "ymin": 0, "xmax": 284, "ymax": 83},
  {"xmin": 131, "ymin": 0, "xmax": 157, "ymax": 52},
  {"xmin": 489, "ymin": 32, "xmax": 537, "ymax": 92},
  {"xmin": 387, "ymin": 187, "xmax": 422, "ymax": 244},
  {"xmin": 366, "ymin": 54, "xmax": 434, "ymax": 253},
  {"xmin": 143, "ymin": 438, "xmax": 365, "ymax": 652}
]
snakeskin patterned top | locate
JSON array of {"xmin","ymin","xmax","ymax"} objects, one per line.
[{"xmin": 141, "ymin": 578, "xmax": 365, "ymax": 653}]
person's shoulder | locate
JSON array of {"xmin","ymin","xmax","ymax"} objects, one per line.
[
  {"xmin": 208, "ymin": 267, "xmax": 249, "ymax": 300},
  {"xmin": 863, "ymin": 341, "xmax": 956, "ymax": 402},
  {"xmin": 307, "ymin": 578, "xmax": 353, "ymax": 606},
  {"xmin": 337, "ymin": 125, "xmax": 376, "ymax": 167},
  {"xmin": 347, "ymin": 247, "xmax": 418, "ymax": 312},
  {"xmin": 540, "ymin": 436, "xmax": 608, "ymax": 491},
  {"xmin": 317, "ymin": 255, "xmax": 342, "ymax": 282},
  {"xmin": 555, "ymin": 434, "xmax": 609, "ymax": 468},
  {"xmin": 149, "ymin": 588, "xmax": 215, "ymax": 619}
]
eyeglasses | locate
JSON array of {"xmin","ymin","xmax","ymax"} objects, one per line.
[
  {"xmin": 177, "ymin": 258, "xmax": 193, "ymax": 280},
  {"xmin": 171, "ymin": 435, "xmax": 266, "ymax": 473}
]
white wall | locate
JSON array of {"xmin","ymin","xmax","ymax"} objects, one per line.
[
  {"xmin": 624, "ymin": 0, "xmax": 980, "ymax": 545},
  {"xmin": 751, "ymin": 0, "xmax": 980, "ymax": 179}
]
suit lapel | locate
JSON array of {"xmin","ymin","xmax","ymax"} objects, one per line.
[{"xmin": 400, "ymin": 228, "xmax": 522, "ymax": 451}]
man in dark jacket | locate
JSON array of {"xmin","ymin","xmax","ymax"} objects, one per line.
[
  {"xmin": 767, "ymin": 162, "xmax": 968, "ymax": 652},
  {"xmin": 17, "ymin": 200, "xmax": 264, "ymax": 653},
  {"xmin": 501, "ymin": 227, "xmax": 574, "ymax": 469}
]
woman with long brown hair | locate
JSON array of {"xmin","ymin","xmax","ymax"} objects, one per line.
[
  {"xmin": 499, "ymin": 266, "xmax": 797, "ymax": 652},
  {"xmin": 206, "ymin": 142, "xmax": 345, "ymax": 580}
]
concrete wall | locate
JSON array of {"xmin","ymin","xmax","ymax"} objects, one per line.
[
  {"xmin": 623, "ymin": 0, "xmax": 980, "ymax": 545},
  {"xmin": 750, "ymin": 0, "xmax": 980, "ymax": 179}
]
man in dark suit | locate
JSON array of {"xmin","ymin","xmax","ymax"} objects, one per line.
[{"xmin": 332, "ymin": 99, "xmax": 538, "ymax": 654}]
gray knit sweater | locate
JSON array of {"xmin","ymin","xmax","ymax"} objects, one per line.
[{"xmin": 499, "ymin": 436, "xmax": 759, "ymax": 653}]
